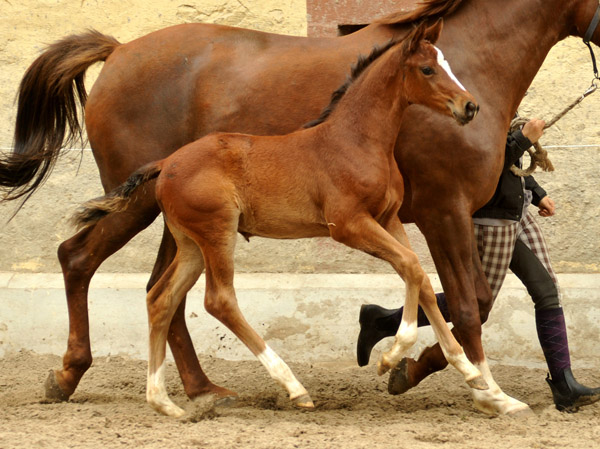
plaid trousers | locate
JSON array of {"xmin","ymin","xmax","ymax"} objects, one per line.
[{"xmin": 474, "ymin": 209, "xmax": 560, "ymax": 302}]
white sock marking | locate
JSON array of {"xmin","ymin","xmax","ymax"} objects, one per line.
[
  {"xmin": 471, "ymin": 358, "xmax": 530, "ymax": 415},
  {"xmin": 147, "ymin": 360, "xmax": 185, "ymax": 417},
  {"xmin": 257, "ymin": 345, "xmax": 308, "ymax": 400}
]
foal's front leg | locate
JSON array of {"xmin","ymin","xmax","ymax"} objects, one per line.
[
  {"xmin": 329, "ymin": 214, "xmax": 424, "ymax": 372},
  {"xmin": 381, "ymin": 218, "xmax": 487, "ymax": 390},
  {"xmin": 329, "ymin": 214, "xmax": 484, "ymax": 387}
]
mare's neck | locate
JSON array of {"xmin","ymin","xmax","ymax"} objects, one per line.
[
  {"xmin": 361, "ymin": 0, "xmax": 577, "ymax": 125},
  {"xmin": 437, "ymin": 0, "xmax": 575, "ymax": 123}
]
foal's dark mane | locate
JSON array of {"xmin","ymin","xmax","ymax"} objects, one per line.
[
  {"xmin": 303, "ymin": 39, "xmax": 400, "ymax": 129},
  {"xmin": 305, "ymin": 0, "xmax": 464, "ymax": 128}
]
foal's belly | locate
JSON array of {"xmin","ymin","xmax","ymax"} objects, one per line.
[{"xmin": 237, "ymin": 203, "xmax": 331, "ymax": 240}]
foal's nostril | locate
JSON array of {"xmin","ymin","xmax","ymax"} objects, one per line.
[{"xmin": 465, "ymin": 101, "xmax": 478, "ymax": 119}]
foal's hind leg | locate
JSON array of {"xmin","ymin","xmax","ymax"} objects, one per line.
[
  {"xmin": 48, "ymin": 198, "xmax": 222, "ymax": 402},
  {"xmin": 148, "ymin": 225, "xmax": 236, "ymax": 401},
  {"xmin": 146, "ymin": 229, "xmax": 206, "ymax": 417},
  {"xmin": 195, "ymin": 221, "xmax": 313, "ymax": 409}
]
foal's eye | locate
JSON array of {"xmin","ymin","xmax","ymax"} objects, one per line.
[{"xmin": 420, "ymin": 66, "xmax": 434, "ymax": 76}]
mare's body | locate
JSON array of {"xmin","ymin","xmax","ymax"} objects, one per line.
[{"xmin": 74, "ymin": 23, "xmax": 484, "ymax": 417}]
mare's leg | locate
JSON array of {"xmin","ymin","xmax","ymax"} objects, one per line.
[
  {"xmin": 146, "ymin": 228, "xmax": 205, "ymax": 417},
  {"xmin": 415, "ymin": 212, "xmax": 528, "ymax": 415},
  {"xmin": 147, "ymin": 225, "xmax": 235, "ymax": 401},
  {"xmin": 49, "ymin": 195, "xmax": 224, "ymax": 403},
  {"xmin": 379, "ymin": 218, "xmax": 487, "ymax": 390},
  {"xmin": 47, "ymin": 196, "xmax": 160, "ymax": 401}
]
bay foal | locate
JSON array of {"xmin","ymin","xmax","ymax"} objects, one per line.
[{"xmin": 74, "ymin": 21, "xmax": 482, "ymax": 417}]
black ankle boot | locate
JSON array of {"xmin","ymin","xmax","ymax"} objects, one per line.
[
  {"xmin": 546, "ymin": 368, "xmax": 600, "ymax": 412},
  {"xmin": 356, "ymin": 304, "xmax": 400, "ymax": 367}
]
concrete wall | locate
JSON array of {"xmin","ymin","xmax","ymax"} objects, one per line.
[
  {"xmin": 1, "ymin": 272, "xmax": 598, "ymax": 368},
  {"xmin": 0, "ymin": 1, "xmax": 599, "ymax": 366}
]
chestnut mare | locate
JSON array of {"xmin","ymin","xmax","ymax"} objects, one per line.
[
  {"xmin": 73, "ymin": 20, "xmax": 482, "ymax": 417},
  {"xmin": 2, "ymin": 0, "xmax": 600, "ymax": 415}
]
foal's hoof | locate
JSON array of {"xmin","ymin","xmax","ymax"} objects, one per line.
[
  {"xmin": 292, "ymin": 394, "xmax": 315, "ymax": 410},
  {"xmin": 467, "ymin": 374, "xmax": 489, "ymax": 391},
  {"xmin": 43, "ymin": 370, "xmax": 70, "ymax": 403},
  {"xmin": 377, "ymin": 352, "xmax": 398, "ymax": 376},
  {"xmin": 377, "ymin": 360, "xmax": 392, "ymax": 376}
]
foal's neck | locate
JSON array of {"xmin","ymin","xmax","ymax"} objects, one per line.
[{"xmin": 326, "ymin": 48, "xmax": 409, "ymax": 156}]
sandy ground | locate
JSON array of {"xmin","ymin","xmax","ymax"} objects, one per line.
[{"xmin": 0, "ymin": 351, "xmax": 598, "ymax": 449}]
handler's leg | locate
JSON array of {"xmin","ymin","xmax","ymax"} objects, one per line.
[{"xmin": 511, "ymin": 212, "xmax": 600, "ymax": 411}]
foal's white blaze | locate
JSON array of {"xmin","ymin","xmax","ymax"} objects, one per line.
[
  {"xmin": 471, "ymin": 358, "xmax": 531, "ymax": 415},
  {"xmin": 257, "ymin": 345, "xmax": 310, "ymax": 401},
  {"xmin": 147, "ymin": 360, "xmax": 185, "ymax": 417},
  {"xmin": 435, "ymin": 47, "xmax": 466, "ymax": 91}
]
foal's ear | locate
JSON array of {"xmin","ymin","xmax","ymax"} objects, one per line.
[
  {"xmin": 425, "ymin": 18, "xmax": 443, "ymax": 45},
  {"xmin": 407, "ymin": 20, "xmax": 428, "ymax": 54}
]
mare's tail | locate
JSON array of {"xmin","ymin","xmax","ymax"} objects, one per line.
[
  {"xmin": 0, "ymin": 30, "xmax": 120, "ymax": 204},
  {"xmin": 72, "ymin": 161, "xmax": 163, "ymax": 230}
]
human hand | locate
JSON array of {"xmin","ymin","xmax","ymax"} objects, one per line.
[
  {"xmin": 522, "ymin": 119, "xmax": 546, "ymax": 143},
  {"xmin": 538, "ymin": 196, "xmax": 555, "ymax": 217}
]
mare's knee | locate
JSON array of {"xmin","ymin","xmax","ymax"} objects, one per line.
[
  {"xmin": 450, "ymin": 301, "xmax": 483, "ymax": 338},
  {"xmin": 477, "ymin": 293, "xmax": 494, "ymax": 324},
  {"xmin": 57, "ymin": 230, "xmax": 95, "ymax": 279}
]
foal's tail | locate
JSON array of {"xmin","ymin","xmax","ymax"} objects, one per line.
[
  {"xmin": 0, "ymin": 30, "xmax": 120, "ymax": 205},
  {"xmin": 72, "ymin": 161, "xmax": 163, "ymax": 230}
]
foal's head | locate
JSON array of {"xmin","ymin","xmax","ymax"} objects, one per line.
[{"xmin": 402, "ymin": 19, "xmax": 478, "ymax": 125}]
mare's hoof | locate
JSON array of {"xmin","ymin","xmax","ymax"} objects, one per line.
[
  {"xmin": 43, "ymin": 370, "xmax": 70, "ymax": 403},
  {"xmin": 292, "ymin": 394, "xmax": 315, "ymax": 410},
  {"xmin": 206, "ymin": 384, "xmax": 238, "ymax": 401},
  {"xmin": 467, "ymin": 374, "xmax": 489, "ymax": 391},
  {"xmin": 214, "ymin": 395, "xmax": 238, "ymax": 408},
  {"xmin": 388, "ymin": 358, "xmax": 413, "ymax": 395}
]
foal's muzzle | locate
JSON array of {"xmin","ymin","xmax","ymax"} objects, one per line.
[{"xmin": 452, "ymin": 100, "xmax": 479, "ymax": 126}]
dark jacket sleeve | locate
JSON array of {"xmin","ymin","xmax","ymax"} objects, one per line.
[
  {"xmin": 504, "ymin": 129, "xmax": 533, "ymax": 170},
  {"xmin": 524, "ymin": 175, "xmax": 547, "ymax": 206}
]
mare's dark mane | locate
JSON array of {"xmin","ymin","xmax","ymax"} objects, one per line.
[
  {"xmin": 375, "ymin": 0, "xmax": 464, "ymax": 26},
  {"xmin": 338, "ymin": 0, "xmax": 464, "ymax": 36},
  {"xmin": 303, "ymin": 39, "xmax": 399, "ymax": 129}
]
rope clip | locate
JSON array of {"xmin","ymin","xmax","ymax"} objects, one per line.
[{"xmin": 582, "ymin": 81, "xmax": 598, "ymax": 100}]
